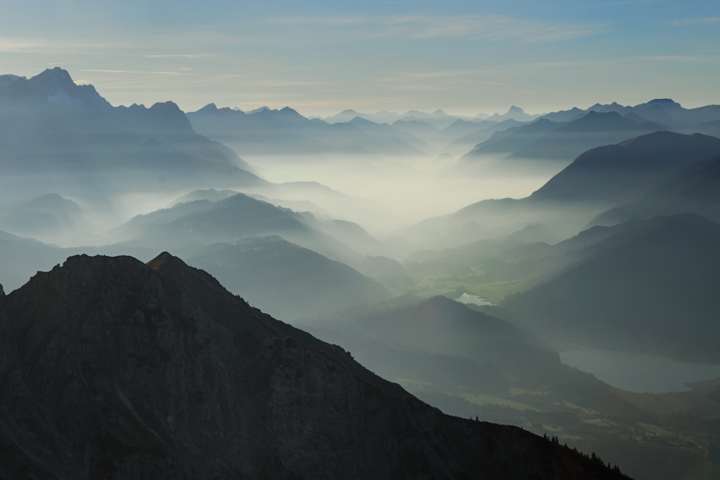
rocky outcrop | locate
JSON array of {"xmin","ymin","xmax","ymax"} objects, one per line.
[{"xmin": 0, "ymin": 253, "xmax": 628, "ymax": 479}]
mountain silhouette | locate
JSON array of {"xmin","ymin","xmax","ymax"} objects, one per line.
[
  {"xmin": 505, "ymin": 214, "xmax": 720, "ymax": 362},
  {"xmin": 409, "ymin": 131, "xmax": 720, "ymax": 249},
  {"xmin": 0, "ymin": 68, "xmax": 261, "ymax": 193},
  {"xmin": 120, "ymin": 193, "xmax": 372, "ymax": 268},
  {"xmin": 486, "ymin": 105, "xmax": 535, "ymax": 122},
  {"xmin": 530, "ymin": 131, "xmax": 720, "ymax": 205},
  {"xmin": 590, "ymin": 154, "xmax": 720, "ymax": 226},
  {"xmin": 0, "ymin": 253, "xmax": 627, "ymax": 479},
  {"xmin": 0, "ymin": 193, "xmax": 85, "ymax": 239},
  {"xmin": 187, "ymin": 236, "xmax": 389, "ymax": 320},
  {"xmin": 541, "ymin": 98, "xmax": 720, "ymax": 130},
  {"xmin": 465, "ymin": 111, "xmax": 664, "ymax": 161},
  {"xmin": 188, "ymin": 103, "xmax": 424, "ymax": 156}
]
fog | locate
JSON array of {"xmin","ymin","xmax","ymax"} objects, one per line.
[{"xmin": 242, "ymin": 152, "xmax": 563, "ymax": 235}]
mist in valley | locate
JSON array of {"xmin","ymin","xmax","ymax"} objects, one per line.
[{"xmin": 242, "ymin": 152, "xmax": 560, "ymax": 233}]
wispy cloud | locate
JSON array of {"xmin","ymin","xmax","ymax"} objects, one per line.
[
  {"xmin": 672, "ymin": 17, "xmax": 720, "ymax": 27},
  {"xmin": 268, "ymin": 15, "xmax": 602, "ymax": 42},
  {"xmin": 379, "ymin": 69, "xmax": 505, "ymax": 87},
  {"xmin": 0, "ymin": 37, "xmax": 47, "ymax": 52},
  {"xmin": 0, "ymin": 36, "xmax": 130, "ymax": 54},
  {"xmin": 143, "ymin": 53, "xmax": 216, "ymax": 59},
  {"xmin": 80, "ymin": 68, "xmax": 189, "ymax": 76}
]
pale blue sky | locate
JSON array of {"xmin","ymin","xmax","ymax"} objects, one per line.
[{"xmin": 1, "ymin": 0, "xmax": 718, "ymax": 115}]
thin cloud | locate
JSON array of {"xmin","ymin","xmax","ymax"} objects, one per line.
[
  {"xmin": 0, "ymin": 37, "xmax": 130, "ymax": 54},
  {"xmin": 0, "ymin": 37, "xmax": 47, "ymax": 52},
  {"xmin": 672, "ymin": 17, "xmax": 720, "ymax": 27},
  {"xmin": 80, "ymin": 68, "xmax": 189, "ymax": 76},
  {"xmin": 144, "ymin": 53, "xmax": 216, "ymax": 59},
  {"xmin": 268, "ymin": 15, "xmax": 602, "ymax": 42}
]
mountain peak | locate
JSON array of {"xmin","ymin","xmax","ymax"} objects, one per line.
[
  {"xmin": 147, "ymin": 251, "xmax": 186, "ymax": 271},
  {"xmin": 149, "ymin": 100, "xmax": 183, "ymax": 113},
  {"xmin": 279, "ymin": 106, "xmax": 302, "ymax": 117},
  {"xmin": 0, "ymin": 252, "xmax": 626, "ymax": 479},
  {"xmin": 198, "ymin": 102, "xmax": 218, "ymax": 113},
  {"xmin": 31, "ymin": 67, "xmax": 75, "ymax": 87},
  {"xmin": 508, "ymin": 105, "xmax": 525, "ymax": 114},
  {"xmin": 642, "ymin": 98, "xmax": 682, "ymax": 109},
  {"xmin": 4, "ymin": 67, "xmax": 112, "ymax": 110}
]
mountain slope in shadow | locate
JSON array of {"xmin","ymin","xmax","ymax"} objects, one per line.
[
  {"xmin": 505, "ymin": 214, "xmax": 720, "ymax": 363},
  {"xmin": 0, "ymin": 253, "xmax": 626, "ymax": 479},
  {"xmin": 187, "ymin": 236, "xmax": 389, "ymax": 320}
]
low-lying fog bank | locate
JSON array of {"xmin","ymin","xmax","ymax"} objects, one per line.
[{"xmin": 243, "ymin": 153, "xmax": 565, "ymax": 235}]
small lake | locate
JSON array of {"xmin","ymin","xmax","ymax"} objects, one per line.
[{"xmin": 560, "ymin": 348, "xmax": 720, "ymax": 393}]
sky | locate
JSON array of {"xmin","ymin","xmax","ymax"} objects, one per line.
[{"xmin": 1, "ymin": 0, "xmax": 719, "ymax": 116}]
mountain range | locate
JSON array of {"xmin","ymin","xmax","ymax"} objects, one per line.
[
  {"xmin": 504, "ymin": 214, "xmax": 720, "ymax": 363},
  {"xmin": 542, "ymin": 98, "xmax": 720, "ymax": 130},
  {"xmin": 0, "ymin": 193, "xmax": 86, "ymax": 241},
  {"xmin": 464, "ymin": 111, "xmax": 665, "ymax": 162},
  {"xmin": 410, "ymin": 131, "xmax": 720, "ymax": 249},
  {"xmin": 530, "ymin": 131, "xmax": 720, "ymax": 205},
  {"xmin": 307, "ymin": 295, "xmax": 718, "ymax": 480},
  {"xmin": 0, "ymin": 68, "xmax": 261, "ymax": 197},
  {"xmin": 119, "ymin": 192, "xmax": 372, "ymax": 264},
  {"xmin": 590, "ymin": 154, "xmax": 720, "ymax": 226},
  {"xmin": 188, "ymin": 103, "xmax": 425, "ymax": 156},
  {"xmin": 186, "ymin": 237, "xmax": 389, "ymax": 320},
  {"xmin": 324, "ymin": 108, "xmax": 461, "ymax": 128},
  {"xmin": 0, "ymin": 252, "xmax": 626, "ymax": 479}
]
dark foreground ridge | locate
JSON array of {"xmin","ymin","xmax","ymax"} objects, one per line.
[{"xmin": 0, "ymin": 253, "xmax": 628, "ymax": 479}]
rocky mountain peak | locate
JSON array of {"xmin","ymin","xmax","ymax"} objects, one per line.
[
  {"xmin": 0, "ymin": 253, "xmax": 626, "ymax": 479},
  {"xmin": 32, "ymin": 67, "xmax": 75, "ymax": 88}
]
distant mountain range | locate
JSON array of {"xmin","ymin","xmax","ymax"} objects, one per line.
[
  {"xmin": 323, "ymin": 108, "xmax": 461, "ymax": 128},
  {"xmin": 590, "ymin": 154, "xmax": 720, "ymax": 226},
  {"xmin": 0, "ymin": 193, "xmax": 85, "ymax": 240},
  {"xmin": 444, "ymin": 118, "xmax": 525, "ymax": 149},
  {"xmin": 308, "ymin": 295, "xmax": 707, "ymax": 478},
  {"xmin": 119, "ymin": 192, "xmax": 370, "ymax": 264},
  {"xmin": 543, "ymin": 98, "xmax": 720, "ymax": 131},
  {"xmin": 0, "ymin": 189, "xmax": 396, "ymax": 314},
  {"xmin": 464, "ymin": 111, "xmax": 666, "ymax": 162},
  {"xmin": 117, "ymin": 191, "xmax": 410, "ymax": 291},
  {"xmin": 529, "ymin": 131, "xmax": 720, "ymax": 205},
  {"xmin": 188, "ymin": 103, "xmax": 426, "ymax": 156},
  {"xmin": 0, "ymin": 253, "xmax": 626, "ymax": 479},
  {"xmin": 486, "ymin": 105, "xmax": 536, "ymax": 122},
  {"xmin": 187, "ymin": 236, "xmax": 388, "ymax": 320},
  {"xmin": 0, "ymin": 68, "xmax": 262, "ymax": 195},
  {"xmin": 323, "ymin": 105, "xmax": 532, "ymax": 126},
  {"xmin": 505, "ymin": 214, "xmax": 720, "ymax": 363},
  {"xmin": 314, "ymin": 296, "xmax": 556, "ymax": 377},
  {"xmin": 410, "ymin": 131, "xmax": 720, "ymax": 249}
]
